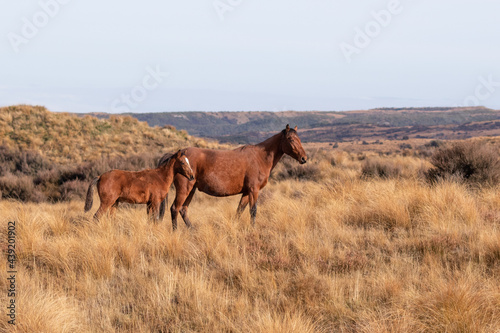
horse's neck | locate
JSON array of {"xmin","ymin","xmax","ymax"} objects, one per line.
[
  {"xmin": 256, "ymin": 132, "xmax": 284, "ymax": 171},
  {"xmin": 158, "ymin": 159, "xmax": 175, "ymax": 184}
]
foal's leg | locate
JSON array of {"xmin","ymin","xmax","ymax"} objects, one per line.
[
  {"xmin": 152, "ymin": 201, "xmax": 161, "ymax": 222},
  {"xmin": 158, "ymin": 194, "xmax": 168, "ymax": 221},
  {"xmin": 148, "ymin": 199, "xmax": 161, "ymax": 222},
  {"xmin": 109, "ymin": 202, "xmax": 119, "ymax": 216},
  {"xmin": 236, "ymin": 194, "xmax": 249, "ymax": 218},
  {"xmin": 248, "ymin": 190, "xmax": 260, "ymax": 226},
  {"xmin": 94, "ymin": 201, "xmax": 113, "ymax": 220},
  {"xmin": 93, "ymin": 204, "xmax": 106, "ymax": 220},
  {"xmin": 147, "ymin": 201, "xmax": 155, "ymax": 221}
]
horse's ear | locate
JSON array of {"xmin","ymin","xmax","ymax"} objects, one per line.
[
  {"xmin": 294, "ymin": 125, "xmax": 298, "ymax": 131},
  {"xmin": 285, "ymin": 124, "xmax": 290, "ymax": 132}
]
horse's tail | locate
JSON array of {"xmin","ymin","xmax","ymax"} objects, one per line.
[{"xmin": 84, "ymin": 177, "xmax": 100, "ymax": 212}]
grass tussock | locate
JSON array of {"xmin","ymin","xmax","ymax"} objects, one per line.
[{"xmin": 426, "ymin": 140, "xmax": 500, "ymax": 186}]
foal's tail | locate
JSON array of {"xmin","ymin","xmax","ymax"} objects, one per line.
[{"xmin": 84, "ymin": 177, "xmax": 100, "ymax": 212}]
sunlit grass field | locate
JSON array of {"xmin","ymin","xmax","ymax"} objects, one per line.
[{"xmin": 1, "ymin": 151, "xmax": 500, "ymax": 332}]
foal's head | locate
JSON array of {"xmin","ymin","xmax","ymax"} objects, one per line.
[
  {"xmin": 281, "ymin": 124, "xmax": 307, "ymax": 164},
  {"xmin": 173, "ymin": 150, "xmax": 195, "ymax": 181}
]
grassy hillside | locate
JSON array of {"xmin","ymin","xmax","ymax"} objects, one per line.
[
  {"xmin": 119, "ymin": 107, "xmax": 500, "ymax": 144},
  {"xmin": 0, "ymin": 105, "xmax": 224, "ymax": 202},
  {"xmin": 1, "ymin": 148, "xmax": 500, "ymax": 332},
  {"xmin": 0, "ymin": 105, "xmax": 219, "ymax": 164}
]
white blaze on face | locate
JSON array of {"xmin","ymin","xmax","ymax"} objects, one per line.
[{"xmin": 184, "ymin": 157, "xmax": 193, "ymax": 173}]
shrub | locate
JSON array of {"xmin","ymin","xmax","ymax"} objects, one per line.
[
  {"xmin": 60, "ymin": 180, "xmax": 88, "ymax": 201},
  {"xmin": 272, "ymin": 156, "xmax": 322, "ymax": 182},
  {"xmin": 0, "ymin": 146, "xmax": 163, "ymax": 202},
  {"xmin": 426, "ymin": 140, "xmax": 444, "ymax": 148},
  {"xmin": 0, "ymin": 173, "xmax": 43, "ymax": 202},
  {"xmin": 0, "ymin": 145, "xmax": 51, "ymax": 176},
  {"xmin": 361, "ymin": 158, "xmax": 402, "ymax": 179},
  {"xmin": 426, "ymin": 141, "xmax": 500, "ymax": 186}
]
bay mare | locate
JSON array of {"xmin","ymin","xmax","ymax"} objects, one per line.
[
  {"xmin": 158, "ymin": 125, "xmax": 307, "ymax": 230},
  {"xmin": 85, "ymin": 149, "xmax": 194, "ymax": 221}
]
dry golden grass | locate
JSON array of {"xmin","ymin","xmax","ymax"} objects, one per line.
[{"xmin": 1, "ymin": 151, "xmax": 500, "ymax": 332}]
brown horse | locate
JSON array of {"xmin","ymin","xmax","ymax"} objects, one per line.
[
  {"xmin": 84, "ymin": 149, "xmax": 194, "ymax": 221},
  {"xmin": 158, "ymin": 125, "xmax": 307, "ymax": 230}
]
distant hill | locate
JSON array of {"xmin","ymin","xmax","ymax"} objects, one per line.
[{"xmin": 111, "ymin": 107, "xmax": 500, "ymax": 144}]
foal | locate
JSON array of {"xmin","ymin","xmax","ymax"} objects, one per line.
[{"xmin": 84, "ymin": 150, "xmax": 194, "ymax": 221}]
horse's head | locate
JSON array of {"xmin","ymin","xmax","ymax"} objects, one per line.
[
  {"xmin": 281, "ymin": 124, "xmax": 307, "ymax": 164},
  {"xmin": 174, "ymin": 150, "xmax": 195, "ymax": 181}
]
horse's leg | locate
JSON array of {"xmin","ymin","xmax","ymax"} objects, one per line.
[
  {"xmin": 248, "ymin": 190, "xmax": 260, "ymax": 226},
  {"xmin": 149, "ymin": 199, "xmax": 161, "ymax": 222},
  {"xmin": 179, "ymin": 187, "xmax": 196, "ymax": 228},
  {"xmin": 171, "ymin": 178, "xmax": 195, "ymax": 231},
  {"xmin": 236, "ymin": 194, "xmax": 249, "ymax": 218},
  {"xmin": 147, "ymin": 201, "xmax": 154, "ymax": 221},
  {"xmin": 158, "ymin": 194, "xmax": 167, "ymax": 221}
]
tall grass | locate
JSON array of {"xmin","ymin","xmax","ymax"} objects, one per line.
[{"xmin": 1, "ymin": 153, "xmax": 500, "ymax": 332}]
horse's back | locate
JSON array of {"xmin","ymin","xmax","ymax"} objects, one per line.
[{"xmin": 180, "ymin": 146, "xmax": 264, "ymax": 196}]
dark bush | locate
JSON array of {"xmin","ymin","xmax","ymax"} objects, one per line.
[
  {"xmin": 0, "ymin": 145, "xmax": 51, "ymax": 176},
  {"xmin": 426, "ymin": 141, "xmax": 500, "ymax": 186},
  {"xmin": 60, "ymin": 180, "xmax": 88, "ymax": 201},
  {"xmin": 361, "ymin": 158, "xmax": 402, "ymax": 179},
  {"xmin": 426, "ymin": 140, "xmax": 444, "ymax": 148},
  {"xmin": 0, "ymin": 173, "xmax": 45, "ymax": 202},
  {"xmin": 272, "ymin": 156, "xmax": 322, "ymax": 182},
  {"xmin": 0, "ymin": 146, "xmax": 163, "ymax": 202}
]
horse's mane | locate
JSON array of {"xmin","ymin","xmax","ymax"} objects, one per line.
[{"xmin": 157, "ymin": 152, "xmax": 175, "ymax": 168}]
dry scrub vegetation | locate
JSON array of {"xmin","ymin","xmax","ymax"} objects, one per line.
[
  {"xmin": 0, "ymin": 105, "xmax": 224, "ymax": 202},
  {"xmin": 2, "ymin": 143, "xmax": 500, "ymax": 332}
]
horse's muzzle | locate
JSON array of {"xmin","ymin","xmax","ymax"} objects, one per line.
[
  {"xmin": 189, "ymin": 175, "xmax": 195, "ymax": 181},
  {"xmin": 300, "ymin": 157, "xmax": 307, "ymax": 164}
]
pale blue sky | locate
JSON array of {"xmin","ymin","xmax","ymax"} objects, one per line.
[{"xmin": 1, "ymin": 0, "xmax": 499, "ymax": 112}]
